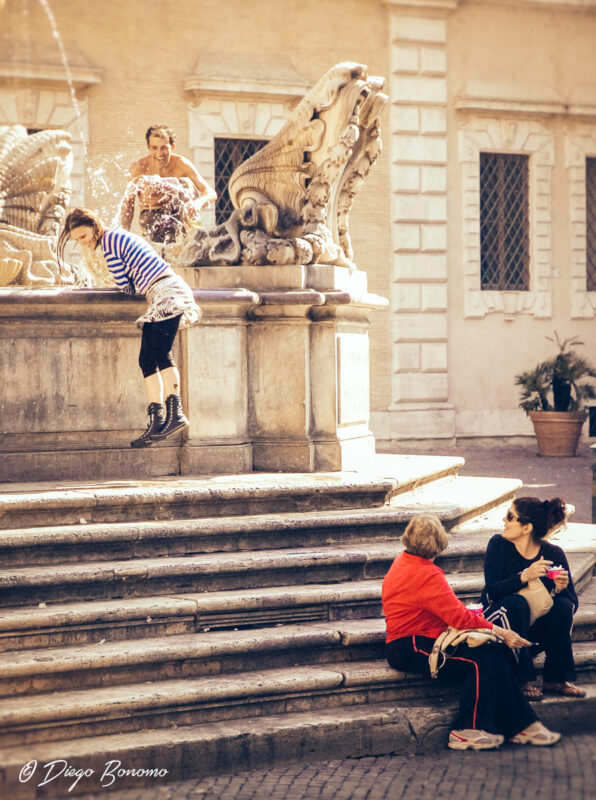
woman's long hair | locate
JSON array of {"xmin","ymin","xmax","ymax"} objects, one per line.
[
  {"xmin": 513, "ymin": 496, "xmax": 567, "ymax": 541},
  {"xmin": 57, "ymin": 207, "xmax": 105, "ymax": 270}
]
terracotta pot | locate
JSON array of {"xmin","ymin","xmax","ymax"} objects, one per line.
[{"xmin": 528, "ymin": 410, "xmax": 587, "ymax": 457}]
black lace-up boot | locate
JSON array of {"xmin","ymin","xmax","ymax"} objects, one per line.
[
  {"xmin": 152, "ymin": 393, "xmax": 189, "ymax": 440},
  {"xmin": 130, "ymin": 402, "xmax": 166, "ymax": 448}
]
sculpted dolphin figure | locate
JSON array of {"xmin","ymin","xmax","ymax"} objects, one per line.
[
  {"xmin": 177, "ymin": 62, "xmax": 387, "ymax": 269},
  {"xmin": 0, "ymin": 124, "xmax": 76, "ymax": 286}
]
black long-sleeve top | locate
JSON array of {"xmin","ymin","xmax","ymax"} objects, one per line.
[{"xmin": 481, "ymin": 534, "xmax": 578, "ymax": 612}]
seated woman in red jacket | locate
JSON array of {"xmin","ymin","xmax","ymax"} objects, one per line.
[{"xmin": 382, "ymin": 513, "xmax": 560, "ymax": 750}]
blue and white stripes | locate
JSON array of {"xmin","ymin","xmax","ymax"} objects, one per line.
[{"xmin": 101, "ymin": 228, "xmax": 170, "ymax": 294}]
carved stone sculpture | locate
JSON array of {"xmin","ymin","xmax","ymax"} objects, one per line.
[
  {"xmin": 0, "ymin": 124, "xmax": 77, "ymax": 286},
  {"xmin": 177, "ymin": 62, "xmax": 387, "ymax": 270}
]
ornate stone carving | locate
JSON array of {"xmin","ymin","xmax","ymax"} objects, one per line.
[
  {"xmin": 0, "ymin": 124, "xmax": 78, "ymax": 286},
  {"xmin": 177, "ymin": 63, "xmax": 387, "ymax": 270}
]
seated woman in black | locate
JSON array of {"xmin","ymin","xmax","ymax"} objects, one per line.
[{"xmin": 481, "ymin": 497, "xmax": 584, "ymax": 701}]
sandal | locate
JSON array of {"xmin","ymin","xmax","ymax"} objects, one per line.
[
  {"xmin": 521, "ymin": 683, "xmax": 543, "ymax": 700},
  {"xmin": 543, "ymin": 682, "xmax": 586, "ymax": 698}
]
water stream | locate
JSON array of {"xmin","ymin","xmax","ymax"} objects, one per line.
[
  {"xmin": 19, "ymin": 0, "xmax": 32, "ymax": 70},
  {"xmin": 37, "ymin": 0, "xmax": 86, "ymax": 150}
]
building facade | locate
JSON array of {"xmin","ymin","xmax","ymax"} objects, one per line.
[{"xmin": 1, "ymin": 0, "xmax": 595, "ymax": 449}]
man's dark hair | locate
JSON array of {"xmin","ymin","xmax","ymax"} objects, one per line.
[{"xmin": 145, "ymin": 125, "xmax": 175, "ymax": 147}]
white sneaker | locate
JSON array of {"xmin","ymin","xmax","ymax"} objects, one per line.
[
  {"xmin": 510, "ymin": 722, "xmax": 561, "ymax": 746},
  {"xmin": 448, "ymin": 729, "xmax": 504, "ymax": 750}
]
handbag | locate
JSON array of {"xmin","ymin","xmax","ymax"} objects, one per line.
[
  {"xmin": 429, "ymin": 626, "xmax": 504, "ymax": 678},
  {"xmin": 517, "ymin": 578, "xmax": 553, "ymax": 625}
]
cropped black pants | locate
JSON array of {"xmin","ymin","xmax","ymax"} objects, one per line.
[
  {"xmin": 484, "ymin": 594, "xmax": 576, "ymax": 684},
  {"xmin": 386, "ymin": 634, "xmax": 537, "ymax": 739},
  {"xmin": 138, "ymin": 315, "xmax": 182, "ymax": 378}
]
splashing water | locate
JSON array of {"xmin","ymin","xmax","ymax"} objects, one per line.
[
  {"xmin": 37, "ymin": 0, "xmax": 86, "ymax": 150},
  {"xmin": 86, "ymin": 153, "xmax": 131, "ymax": 225},
  {"xmin": 20, "ymin": 0, "xmax": 32, "ymax": 70}
]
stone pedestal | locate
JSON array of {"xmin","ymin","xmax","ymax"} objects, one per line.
[{"xmin": 0, "ymin": 266, "xmax": 386, "ymax": 481}]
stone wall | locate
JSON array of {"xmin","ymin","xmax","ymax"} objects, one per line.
[
  {"xmin": 375, "ymin": 0, "xmax": 596, "ymax": 447},
  {"xmin": 0, "ymin": 267, "xmax": 383, "ymax": 481},
  {"xmin": 1, "ymin": 0, "xmax": 596, "ymax": 451}
]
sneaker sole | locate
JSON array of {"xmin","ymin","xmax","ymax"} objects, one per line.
[
  {"xmin": 448, "ymin": 740, "xmax": 502, "ymax": 751},
  {"xmin": 510, "ymin": 733, "xmax": 561, "ymax": 747},
  {"xmin": 151, "ymin": 421, "xmax": 189, "ymax": 441}
]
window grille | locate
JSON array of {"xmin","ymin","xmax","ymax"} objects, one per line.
[
  {"xmin": 214, "ymin": 137, "xmax": 268, "ymax": 225},
  {"xmin": 480, "ymin": 152, "xmax": 530, "ymax": 291},
  {"xmin": 586, "ymin": 157, "xmax": 596, "ymax": 292}
]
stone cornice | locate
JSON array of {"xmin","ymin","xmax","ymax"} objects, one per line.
[
  {"xmin": 456, "ymin": 98, "xmax": 596, "ymax": 118},
  {"xmin": 384, "ymin": 0, "xmax": 459, "ymax": 9},
  {"xmin": 522, "ymin": 0, "xmax": 596, "ymax": 10},
  {"xmin": 185, "ymin": 53, "xmax": 310, "ymax": 102},
  {"xmin": 456, "ymin": 80, "xmax": 596, "ymax": 118},
  {"xmin": 0, "ymin": 62, "xmax": 101, "ymax": 89},
  {"xmin": 184, "ymin": 76, "xmax": 310, "ymax": 103},
  {"xmin": 461, "ymin": 0, "xmax": 596, "ymax": 11}
]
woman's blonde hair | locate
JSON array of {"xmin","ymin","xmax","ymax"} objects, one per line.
[{"xmin": 402, "ymin": 513, "xmax": 449, "ymax": 559}]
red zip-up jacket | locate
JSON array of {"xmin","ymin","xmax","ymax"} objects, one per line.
[{"xmin": 382, "ymin": 552, "xmax": 493, "ymax": 643}]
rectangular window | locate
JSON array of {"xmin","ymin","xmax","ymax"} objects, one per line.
[
  {"xmin": 586, "ymin": 157, "xmax": 596, "ymax": 292},
  {"xmin": 480, "ymin": 152, "xmax": 530, "ymax": 291},
  {"xmin": 214, "ymin": 137, "xmax": 268, "ymax": 225}
]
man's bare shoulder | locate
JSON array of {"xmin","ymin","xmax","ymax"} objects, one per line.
[
  {"xmin": 166, "ymin": 153, "xmax": 197, "ymax": 178},
  {"xmin": 130, "ymin": 155, "xmax": 154, "ymax": 177}
]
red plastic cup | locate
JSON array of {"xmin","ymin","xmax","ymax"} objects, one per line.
[
  {"xmin": 547, "ymin": 567, "xmax": 564, "ymax": 580},
  {"xmin": 466, "ymin": 603, "xmax": 484, "ymax": 616}
]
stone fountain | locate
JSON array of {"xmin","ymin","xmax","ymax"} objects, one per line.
[
  {"xmin": 0, "ymin": 124, "xmax": 78, "ymax": 286},
  {"xmin": 0, "ymin": 62, "xmax": 388, "ymax": 481},
  {"xmin": 177, "ymin": 62, "xmax": 385, "ymax": 271}
]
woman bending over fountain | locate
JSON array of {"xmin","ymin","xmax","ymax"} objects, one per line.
[{"xmin": 58, "ymin": 207, "xmax": 201, "ymax": 448}]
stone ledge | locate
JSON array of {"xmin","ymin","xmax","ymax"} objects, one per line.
[
  {"xmin": 3, "ymin": 690, "xmax": 595, "ymax": 798},
  {"xmin": 1, "ymin": 650, "xmax": 593, "ymax": 734},
  {"xmin": 0, "ymin": 62, "xmax": 102, "ymax": 88},
  {"xmin": 184, "ymin": 52, "xmax": 310, "ymax": 103},
  {"xmin": 0, "ymin": 471, "xmax": 401, "ymax": 529}
]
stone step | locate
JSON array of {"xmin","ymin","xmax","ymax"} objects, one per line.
[
  {"xmin": 0, "ymin": 473, "xmax": 521, "ymax": 568},
  {"xmin": 1, "ymin": 606, "xmax": 595, "ymax": 699},
  {"xmin": 3, "ymin": 687, "xmax": 596, "ymax": 800},
  {"xmin": 0, "ymin": 542, "xmax": 446, "ymax": 607},
  {"xmin": 0, "ymin": 517, "xmax": 549, "ymax": 608},
  {"xmin": 0, "ymin": 639, "xmax": 594, "ymax": 749},
  {"xmin": 0, "ymin": 549, "xmax": 593, "ymax": 649},
  {"xmin": 0, "ymin": 454, "xmax": 464, "ymax": 530}
]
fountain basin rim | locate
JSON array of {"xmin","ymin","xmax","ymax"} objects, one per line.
[{"xmin": 0, "ymin": 287, "xmax": 387, "ymax": 309}]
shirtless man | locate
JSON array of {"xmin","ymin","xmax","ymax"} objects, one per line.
[{"xmin": 118, "ymin": 124, "xmax": 216, "ymax": 244}]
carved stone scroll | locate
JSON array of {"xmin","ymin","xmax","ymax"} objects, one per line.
[
  {"xmin": 177, "ymin": 62, "xmax": 387, "ymax": 270},
  {"xmin": 0, "ymin": 124, "xmax": 77, "ymax": 285}
]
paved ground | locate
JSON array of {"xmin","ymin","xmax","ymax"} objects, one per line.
[
  {"xmin": 72, "ymin": 732, "xmax": 596, "ymax": 800},
  {"xmin": 421, "ymin": 441, "xmax": 595, "ymax": 523}
]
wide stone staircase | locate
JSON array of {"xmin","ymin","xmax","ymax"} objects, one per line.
[{"xmin": 0, "ymin": 454, "xmax": 594, "ymax": 798}]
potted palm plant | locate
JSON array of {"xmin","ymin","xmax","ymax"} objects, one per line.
[{"xmin": 515, "ymin": 333, "xmax": 596, "ymax": 456}]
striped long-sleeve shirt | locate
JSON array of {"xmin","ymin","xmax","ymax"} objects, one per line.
[{"xmin": 101, "ymin": 228, "xmax": 170, "ymax": 294}]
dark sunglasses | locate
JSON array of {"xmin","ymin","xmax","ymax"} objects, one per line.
[{"xmin": 506, "ymin": 510, "xmax": 528, "ymax": 524}]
